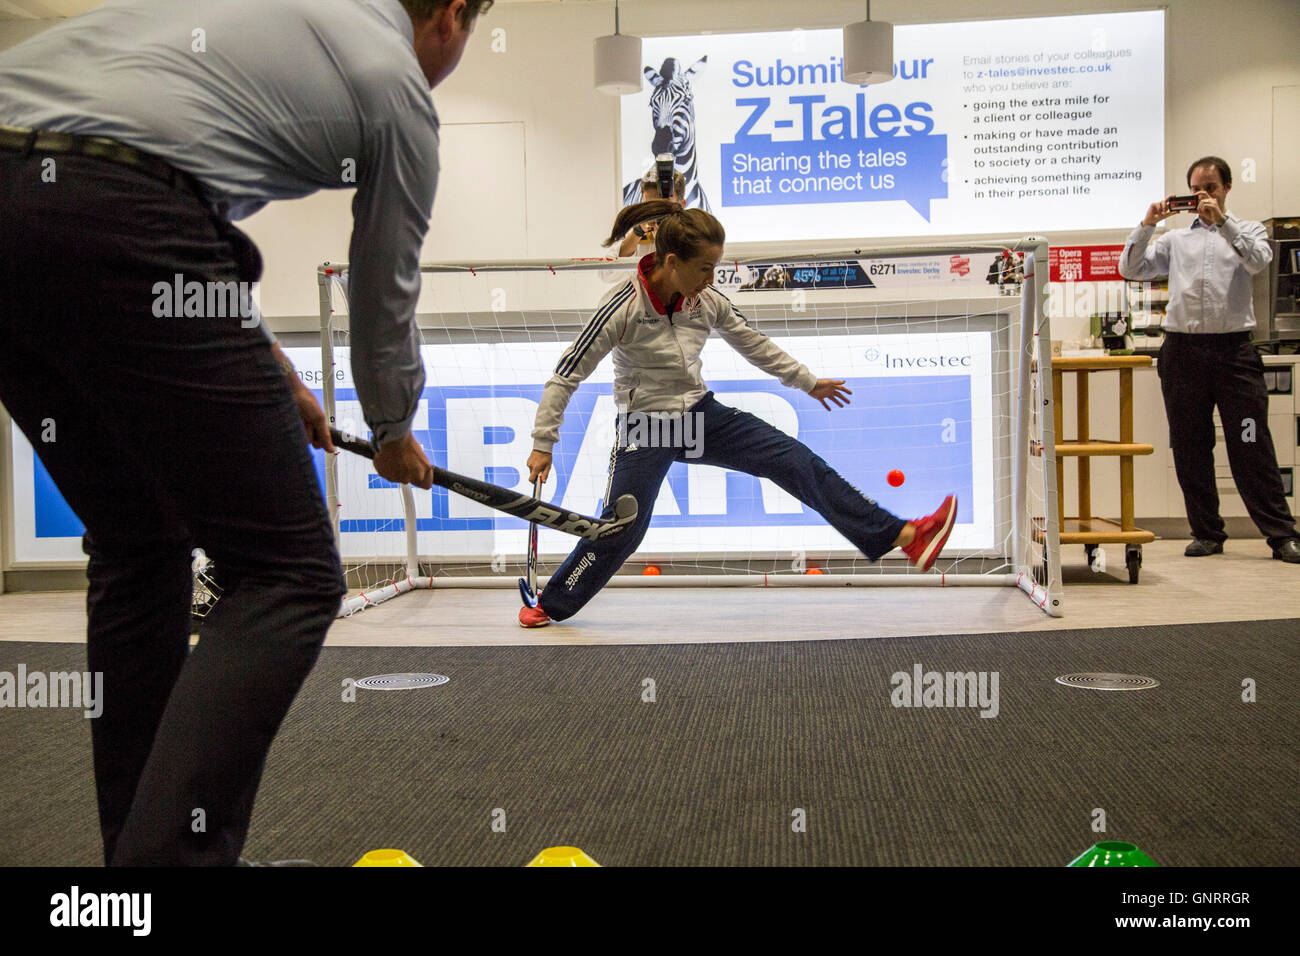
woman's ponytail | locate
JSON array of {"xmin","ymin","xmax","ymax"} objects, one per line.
[
  {"xmin": 602, "ymin": 199, "xmax": 682, "ymax": 248},
  {"xmin": 603, "ymin": 202, "xmax": 724, "ymax": 263}
]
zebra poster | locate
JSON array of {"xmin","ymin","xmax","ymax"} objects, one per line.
[{"xmin": 618, "ymin": 12, "xmax": 1163, "ymax": 242}]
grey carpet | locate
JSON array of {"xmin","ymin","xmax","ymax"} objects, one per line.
[{"xmin": 1, "ymin": 620, "xmax": 1296, "ymax": 866}]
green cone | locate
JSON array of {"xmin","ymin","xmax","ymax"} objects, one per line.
[{"xmin": 1068, "ymin": 841, "xmax": 1159, "ymax": 867}]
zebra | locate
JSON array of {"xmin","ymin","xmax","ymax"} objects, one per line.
[{"xmin": 622, "ymin": 56, "xmax": 711, "ymax": 213}]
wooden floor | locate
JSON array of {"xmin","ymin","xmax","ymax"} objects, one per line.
[{"xmin": 2, "ymin": 539, "xmax": 1297, "ymax": 646}]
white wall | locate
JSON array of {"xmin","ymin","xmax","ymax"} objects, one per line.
[
  {"xmin": 5, "ymin": 1, "xmax": 1299, "ymax": 334},
  {"xmin": 3, "ymin": 1, "xmax": 1296, "ymax": 580},
  {"xmin": 0, "ymin": 18, "xmax": 56, "ymax": 49},
  {"xmin": 245, "ymin": 1, "xmax": 623, "ymax": 324},
  {"xmin": 241, "ymin": 0, "xmax": 1300, "ymax": 331}
]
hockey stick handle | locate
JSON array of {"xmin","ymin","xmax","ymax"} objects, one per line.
[
  {"xmin": 327, "ymin": 427, "xmax": 637, "ymax": 542},
  {"xmin": 518, "ymin": 477, "xmax": 542, "ymax": 608},
  {"xmin": 328, "ymin": 427, "xmax": 378, "ymax": 460},
  {"xmin": 527, "ymin": 477, "xmax": 540, "ymax": 585}
]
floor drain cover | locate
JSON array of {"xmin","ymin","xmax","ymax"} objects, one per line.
[
  {"xmin": 1056, "ymin": 672, "xmax": 1159, "ymax": 691},
  {"xmin": 355, "ymin": 673, "xmax": 449, "ymax": 691}
]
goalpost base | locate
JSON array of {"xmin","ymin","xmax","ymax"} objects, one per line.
[
  {"xmin": 470, "ymin": 572, "xmax": 1014, "ymax": 588},
  {"xmin": 1016, "ymin": 570, "xmax": 1055, "ymax": 613},
  {"xmin": 338, "ymin": 574, "xmax": 434, "ymax": 618},
  {"xmin": 335, "ymin": 571, "xmax": 1020, "ymax": 618}
]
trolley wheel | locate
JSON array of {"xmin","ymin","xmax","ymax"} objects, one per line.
[
  {"xmin": 1085, "ymin": 543, "xmax": 1102, "ymax": 572},
  {"xmin": 1125, "ymin": 544, "xmax": 1142, "ymax": 584}
]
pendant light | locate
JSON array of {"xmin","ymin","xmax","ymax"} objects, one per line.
[
  {"xmin": 594, "ymin": 0, "xmax": 643, "ymax": 95},
  {"xmin": 843, "ymin": 0, "xmax": 894, "ymax": 85}
]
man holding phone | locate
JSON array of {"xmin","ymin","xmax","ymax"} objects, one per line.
[{"xmin": 1120, "ymin": 156, "xmax": 1300, "ymax": 563}]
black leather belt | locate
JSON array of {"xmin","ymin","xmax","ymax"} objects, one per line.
[
  {"xmin": 1165, "ymin": 330, "xmax": 1252, "ymax": 345},
  {"xmin": 0, "ymin": 124, "xmax": 205, "ymax": 197}
]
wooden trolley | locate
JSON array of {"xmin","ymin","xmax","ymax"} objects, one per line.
[{"xmin": 1051, "ymin": 356, "xmax": 1157, "ymax": 583}]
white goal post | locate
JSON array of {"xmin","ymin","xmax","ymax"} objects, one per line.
[{"xmin": 314, "ymin": 238, "xmax": 1062, "ymax": 618}]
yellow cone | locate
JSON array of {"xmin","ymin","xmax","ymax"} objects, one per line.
[
  {"xmin": 353, "ymin": 848, "xmax": 423, "ymax": 867},
  {"xmin": 526, "ymin": 846, "xmax": 601, "ymax": 867}
]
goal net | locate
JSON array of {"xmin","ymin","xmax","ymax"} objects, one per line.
[{"xmin": 308, "ymin": 240, "xmax": 1062, "ymax": 618}]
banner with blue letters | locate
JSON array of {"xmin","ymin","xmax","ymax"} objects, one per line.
[
  {"xmin": 619, "ymin": 11, "xmax": 1163, "ymax": 241},
  {"xmin": 10, "ymin": 335, "xmax": 996, "ymax": 563}
]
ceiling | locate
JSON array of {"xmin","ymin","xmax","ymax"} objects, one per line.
[
  {"xmin": 0, "ymin": 0, "xmax": 100, "ymax": 17},
  {"xmin": 0, "ymin": 0, "xmax": 601, "ymax": 21}
]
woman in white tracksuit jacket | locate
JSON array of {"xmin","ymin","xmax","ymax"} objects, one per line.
[{"xmin": 518, "ymin": 202, "xmax": 956, "ymax": 627}]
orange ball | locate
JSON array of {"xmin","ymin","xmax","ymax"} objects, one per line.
[
  {"xmin": 887, "ymin": 469, "xmax": 905, "ymax": 487},
  {"xmin": 643, "ymin": 566, "xmax": 661, "ymax": 576},
  {"xmin": 805, "ymin": 567, "xmax": 823, "ymax": 575}
]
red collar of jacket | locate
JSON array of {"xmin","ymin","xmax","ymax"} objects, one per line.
[{"xmin": 638, "ymin": 253, "xmax": 684, "ymax": 316}]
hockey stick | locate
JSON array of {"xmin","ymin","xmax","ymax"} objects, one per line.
[
  {"xmin": 328, "ymin": 427, "xmax": 638, "ymax": 542},
  {"xmin": 518, "ymin": 477, "xmax": 541, "ymax": 608}
]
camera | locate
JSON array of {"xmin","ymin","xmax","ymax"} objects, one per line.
[
  {"xmin": 655, "ymin": 153, "xmax": 675, "ymax": 199},
  {"xmin": 1168, "ymin": 194, "xmax": 1200, "ymax": 211}
]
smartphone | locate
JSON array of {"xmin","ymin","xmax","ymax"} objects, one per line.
[{"xmin": 1168, "ymin": 194, "xmax": 1200, "ymax": 211}]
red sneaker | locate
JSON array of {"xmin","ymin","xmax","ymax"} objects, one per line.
[
  {"xmin": 518, "ymin": 604, "xmax": 551, "ymax": 628},
  {"xmin": 900, "ymin": 494, "xmax": 957, "ymax": 572}
]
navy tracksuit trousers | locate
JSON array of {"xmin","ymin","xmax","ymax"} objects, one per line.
[{"xmin": 539, "ymin": 393, "xmax": 908, "ymax": 621}]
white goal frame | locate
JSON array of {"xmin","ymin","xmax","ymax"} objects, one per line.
[{"xmin": 316, "ymin": 238, "xmax": 1062, "ymax": 617}]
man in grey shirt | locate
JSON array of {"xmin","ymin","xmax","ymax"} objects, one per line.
[
  {"xmin": 1119, "ymin": 155, "xmax": 1299, "ymax": 564},
  {"xmin": 0, "ymin": 0, "xmax": 491, "ymax": 865}
]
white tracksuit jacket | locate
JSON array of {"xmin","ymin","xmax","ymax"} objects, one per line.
[{"xmin": 531, "ymin": 255, "xmax": 820, "ymax": 454}]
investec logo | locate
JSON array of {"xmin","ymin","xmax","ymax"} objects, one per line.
[
  {"xmin": 565, "ymin": 551, "xmax": 598, "ymax": 589},
  {"xmin": 865, "ymin": 348, "xmax": 971, "ymax": 369}
]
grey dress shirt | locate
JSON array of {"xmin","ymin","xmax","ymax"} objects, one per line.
[{"xmin": 0, "ymin": 0, "xmax": 437, "ymax": 444}]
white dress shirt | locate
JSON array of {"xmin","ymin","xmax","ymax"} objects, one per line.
[{"xmin": 1118, "ymin": 214, "xmax": 1272, "ymax": 334}]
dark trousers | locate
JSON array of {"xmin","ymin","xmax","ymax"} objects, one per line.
[
  {"xmin": 540, "ymin": 393, "xmax": 908, "ymax": 621},
  {"xmin": 1158, "ymin": 332, "xmax": 1297, "ymax": 549},
  {"xmin": 0, "ymin": 150, "xmax": 346, "ymax": 864}
]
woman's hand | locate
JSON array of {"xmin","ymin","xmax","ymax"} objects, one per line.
[
  {"xmin": 526, "ymin": 450, "xmax": 552, "ymax": 483},
  {"xmin": 810, "ymin": 379, "xmax": 852, "ymax": 411}
]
